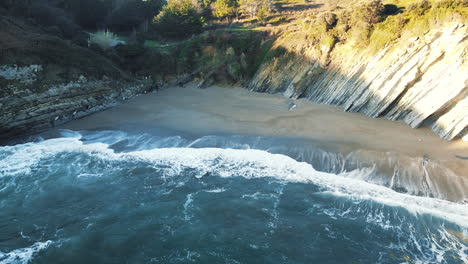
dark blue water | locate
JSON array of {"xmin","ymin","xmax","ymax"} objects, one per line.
[{"xmin": 0, "ymin": 130, "xmax": 467, "ymax": 264}]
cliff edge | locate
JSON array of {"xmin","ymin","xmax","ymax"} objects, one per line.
[{"xmin": 248, "ymin": 1, "xmax": 467, "ymax": 140}]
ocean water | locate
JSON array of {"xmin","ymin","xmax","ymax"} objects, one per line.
[{"xmin": 0, "ymin": 130, "xmax": 467, "ymax": 264}]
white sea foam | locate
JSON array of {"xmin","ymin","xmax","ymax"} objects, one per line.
[
  {"xmin": 204, "ymin": 188, "xmax": 227, "ymax": 193},
  {"xmin": 0, "ymin": 241, "xmax": 52, "ymax": 264},
  {"xmin": 0, "ymin": 137, "xmax": 112, "ymax": 177},
  {"xmin": 183, "ymin": 193, "xmax": 196, "ymax": 221},
  {"xmin": 57, "ymin": 130, "xmax": 468, "ymax": 202},
  {"xmin": 127, "ymin": 148, "xmax": 468, "ymax": 228},
  {"xmin": 1, "ymin": 137, "xmax": 468, "ymax": 228}
]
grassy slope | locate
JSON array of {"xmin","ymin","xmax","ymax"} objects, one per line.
[
  {"xmin": 0, "ymin": 16, "xmax": 130, "ymax": 87},
  {"xmin": 133, "ymin": 0, "xmax": 466, "ymax": 85}
]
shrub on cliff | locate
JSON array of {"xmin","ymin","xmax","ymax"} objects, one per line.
[
  {"xmin": 212, "ymin": 0, "xmax": 239, "ymax": 20},
  {"xmin": 28, "ymin": 2, "xmax": 81, "ymax": 38},
  {"xmin": 153, "ymin": 0, "xmax": 204, "ymax": 39},
  {"xmin": 107, "ymin": 0, "xmax": 164, "ymax": 31},
  {"xmin": 256, "ymin": 3, "xmax": 271, "ymax": 23},
  {"xmin": 89, "ymin": 30, "xmax": 124, "ymax": 50},
  {"xmin": 61, "ymin": 0, "xmax": 110, "ymax": 29},
  {"xmin": 354, "ymin": 0, "xmax": 385, "ymax": 24},
  {"xmin": 346, "ymin": 0, "xmax": 385, "ymax": 47},
  {"xmin": 367, "ymin": 0, "xmax": 467, "ymax": 51},
  {"xmin": 433, "ymin": 0, "xmax": 467, "ymax": 9},
  {"xmin": 402, "ymin": 0, "xmax": 467, "ymax": 37},
  {"xmin": 4, "ymin": 0, "xmax": 164, "ymax": 33},
  {"xmin": 239, "ymin": 0, "xmax": 273, "ymax": 20},
  {"xmin": 319, "ymin": 12, "xmax": 338, "ymax": 30},
  {"xmin": 406, "ymin": 0, "xmax": 432, "ymax": 15},
  {"xmin": 369, "ymin": 14, "xmax": 408, "ymax": 50}
]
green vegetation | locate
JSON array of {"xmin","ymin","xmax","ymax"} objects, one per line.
[
  {"xmin": 2, "ymin": 0, "xmax": 466, "ymax": 86},
  {"xmin": 256, "ymin": 3, "xmax": 271, "ymax": 23},
  {"xmin": 115, "ymin": 30, "xmax": 271, "ymax": 85},
  {"xmin": 239, "ymin": 0, "xmax": 274, "ymax": 21},
  {"xmin": 152, "ymin": 0, "xmax": 205, "ymax": 39},
  {"xmin": 144, "ymin": 40, "xmax": 165, "ymax": 48},
  {"xmin": 89, "ymin": 31, "xmax": 122, "ymax": 50},
  {"xmin": 278, "ymin": 0, "xmax": 468, "ymax": 52},
  {"xmin": 369, "ymin": 14, "xmax": 407, "ymax": 51},
  {"xmin": 212, "ymin": 0, "xmax": 239, "ymax": 20},
  {"xmin": 368, "ymin": 0, "xmax": 467, "ymax": 50},
  {"xmin": 321, "ymin": 33, "xmax": 337, "ymax": 49},
  {"xmin": 106, "ymin": 0, "xmax": 164, "ymax": 31},
  {"xmin": 1, "ymin": 0, "xmax": 164, "ymax": 37}
]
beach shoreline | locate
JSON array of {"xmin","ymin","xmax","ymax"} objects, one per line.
[{"xmin": 59, "ymin": 84, "xmax": 468, "ymax": 178}]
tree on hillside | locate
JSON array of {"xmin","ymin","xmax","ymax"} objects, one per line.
[
  {"xmin": 238, "ymin": 0, "xmax": 257, "ymax": 18},
  {"xmin": 107, "ymin": 0, "xmax": 164, "ymax": 31},
  {"xmin": 62, "ymin": 0, "xmax": 111, "ymax": 28},
  {"xmin": 57, "ymin": 0, "xmax": 163, "ymax": 30},
  {"xmin": 2, "ymin": 0, "xmax": 164, "ymax": 36},
  {"xmin": 212, "ymin": 0, "xmax": 239, "ymax": 20},
  {"xmin": 239, "ymin": 0, "xmax": 272, "ymax": 20},
  {"xmin": 256, "ymin": 3, "xmax": 270, "ymax": 22},
  {"xmin": 347, "ymin": 0, "xmax": 385, "ymax": 46},
  {"xmin": 153, "ymin": 0, "xmax": 204, "ymax": 38},
  {"xmin": 355, "ymin": 0, "xmax": 385, "ymax": 24}
]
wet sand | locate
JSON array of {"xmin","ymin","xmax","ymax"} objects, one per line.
[{"xmin": 61, "ymin": 84, "xmax": 468, "ymax": 176}]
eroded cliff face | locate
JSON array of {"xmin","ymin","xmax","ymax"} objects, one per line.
[
  {"xmin": 0, "ymin": 16, "xmax": 155, "ymax": 141},
  {"xmin": 0, "ymin": 67, "xmax": 151, "ymax": 141},
  {"xmin": 1, "ymin": 12, "xmax": 467, "ymax": 142},
  {"xmin": 249, "ymin": 23, "xmax": 467, "ymax": 140}
]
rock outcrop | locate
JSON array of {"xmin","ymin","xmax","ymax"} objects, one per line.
[
  {"xmin": 249, "ymin": 23, "xmax": 468, "ymax": 140},
  {"xmin": 0, "ymin": 16, "xmax": 153, "ymax": 142},
  {"xmin": 1, "ymin": 12, "xmax": 466, "ymax": 142},
  {"xmin": 0, "ymin": 72, "xmax": 152, "ymax": 141}
]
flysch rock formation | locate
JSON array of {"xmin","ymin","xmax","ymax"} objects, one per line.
[
  {"xmin": 0, "ymin": 66, "xmax": 152, "ymax": 141},
  {"xmin": 249, "ymin": 23, "xmax": 467, "ymax": 140}
]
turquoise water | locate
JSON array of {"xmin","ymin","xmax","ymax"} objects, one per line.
[{"xmin": 0, "ymin": 130, "xmax": 467, "ymax": 264}]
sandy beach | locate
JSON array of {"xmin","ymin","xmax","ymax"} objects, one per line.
[{"xmin": 60, "ymin": 84, "xmax": 468, "ymax": 177}]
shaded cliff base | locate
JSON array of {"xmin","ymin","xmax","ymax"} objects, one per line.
[{"xmin": 58, "ymin": 84, "xmax": 468, "ymax": 202}]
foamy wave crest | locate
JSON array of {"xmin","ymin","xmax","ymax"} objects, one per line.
[
  {"xmin": 0, "ymin": 137, "xmax": 112, "ymax": 177},
  {"xmin": 1, "ymin": 137, "xmax": 468, "ymax": 228},
  {"xmin": 129, "ymin": 148, "xmax": 468, "ymax": 228},
  {"xmin": 53, "ymin": 130, "xmax": 468, "ymax": 202},
  {"xmin": 0, "ymin": 241, "xmax": 52, "ymax": 264}
]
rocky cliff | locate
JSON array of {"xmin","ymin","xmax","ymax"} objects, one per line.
[
  {"xmin": 0, "ymin": 16, "xmax": 152, "ymax": 142},
  {"xmin": 249, "ymin": 22, "xmax": 467, "ymax": 140},
  {"xmin": 0, "ymin": 70, "xmax": 151, "ymax": 140},
  {"xmin": 1, "ymin": 1, "xmax": 467, "ymax": 142}
]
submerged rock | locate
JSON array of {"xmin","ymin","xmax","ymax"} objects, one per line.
[{"xmin": 288, "ymin": 101, "xmax": 297, "ymax": 111}]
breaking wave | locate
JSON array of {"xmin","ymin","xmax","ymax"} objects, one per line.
[{"xmin": 0, "ymin": 130, "xmax": 467, "ymax": 263}]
